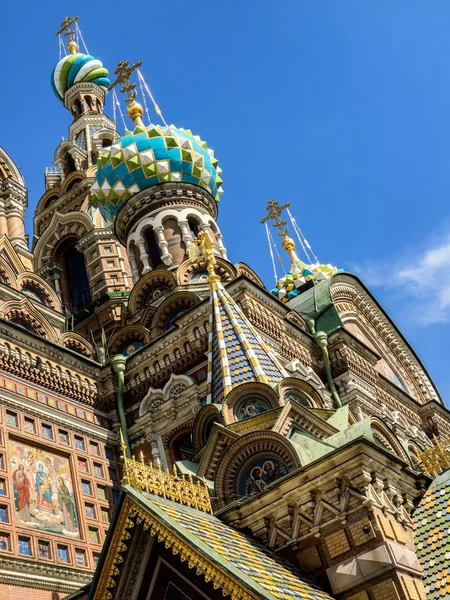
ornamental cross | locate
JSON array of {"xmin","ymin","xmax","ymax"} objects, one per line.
[
  {"xmin": 261, "ymin": 199, "xmax": 291, "ymax": 238},
  {"xmin": 109, "ymin": 60, "xmax": 143, "ymax": 104},
  {"xmin": 55, "ymin": 16, "xmax": 79, "ymax": 42}
]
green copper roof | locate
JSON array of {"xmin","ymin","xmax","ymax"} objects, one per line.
[{"xmin": 288, "ymin": 279, "xmax": 342, "ymax": 335}]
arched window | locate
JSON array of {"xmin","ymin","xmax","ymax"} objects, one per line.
[
  {"xmin": 59, "ymin": 241, "xmax": 92, "ymax": 312},
  {"xmin": 144, "ymin": 228, "xmax": 161, "ymax": 268},
  {"xmin": 85, "ymin": 96, "xmax": 93, "ymax": 111},
  {"xmin": 171, "ymin": 432, "xmax": 195, "ymax": 462},
  {"xmin": 284, "ymin": 390, "xmax": 312, "ymax": 408},
  {"xmin": 234, "ymin": 396, "xmax": 270, "ymax": 421},
  {"xmin": 188, "ymin": 218, "xmax": 200, "ymax": 240},
  {"xmin": 65, "ymin": 154, "xmax": 77, "ymax": 175}
]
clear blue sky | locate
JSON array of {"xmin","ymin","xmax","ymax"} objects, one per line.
[{"xmin": 2, "ymin": 2, "xmax": 450, "ymax": 404}]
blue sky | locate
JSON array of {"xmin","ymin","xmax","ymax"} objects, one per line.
[{"xmin": 2, "ymin": 2, "xmax": 450, "ymax": 404}]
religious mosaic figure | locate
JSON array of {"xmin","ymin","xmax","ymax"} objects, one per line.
[
  {"xmin": 247, "ymin": 467, "xmax": 268, "ymax": 495},
  {"xmin": 9, "ymin": 439, "xmax": 79, "ymax": 537},
  {"xmin": 58, "ymin": 477, "xmax": 78, "ymax": 533},
  {"xmin": 262, "ymin": 460, "xmax": 280, "ymax": 485},
  {"xmin": 244, "ymin": 458, "xmax": 289, "ymax": 497},
  {"xmin": 236, "ymin": 398, "xmax": 269, "ymax": 421},
  {"xmin": 12, "ymin": 464, "xmax": 31, "ymax": 522}
]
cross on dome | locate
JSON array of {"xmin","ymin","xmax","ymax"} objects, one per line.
[{"xmin": 262, "ymin": 200, "xmax": 341, "ymax": 302}]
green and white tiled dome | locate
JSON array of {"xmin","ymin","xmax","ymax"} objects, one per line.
[
  {"xmin": 91, "ymin": 124, "xmax": 223, "ymax": 220},
  {"xmin": 271, "ymin": 259, "xmax": 340, "ymax": 303}
]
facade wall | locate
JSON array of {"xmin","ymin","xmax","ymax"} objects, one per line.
[{"xmin": 0, "ymin": 388, "xmax": 120, "ymax": 586}]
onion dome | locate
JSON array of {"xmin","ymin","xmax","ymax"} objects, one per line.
[
  {"xmin": 270, "ymin": 237, "xmax": 340, "ymax": 302},
  {"xmin": 51, "ymin": 52, "xmax": 110, "ymax": 103},
  {"xmin": 91, "ymin": 123, "xmax": 223, "ymax": 221}
]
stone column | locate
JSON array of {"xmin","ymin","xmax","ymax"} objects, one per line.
[
  {"xmin": 127, "ymin": 248, "xmax": 140, "ymax": 283},
  {"xmin": 51, "ymin": 269, "xmax": 62, "ymax": 301},
  {"xmin": 215, "ymin": 232, "xmax": 228, "ymax": 259},
  {"xmin": 148, "ymin": 436, "xmax": 162, "ymax": 468},
  {"xmin": 178, "ymin": 220, "xmax": 193, "ymax": 248},
  {"xmin": 153, "ymin": 225, "xmax": 173, "ymax": 266},
  {"xmin": 137, "ymin": 239, "xmax": 151, "ymax": 275}
]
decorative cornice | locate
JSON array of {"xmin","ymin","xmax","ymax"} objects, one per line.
[
  {"xmin": 331, "ymin": 275, "xmax": 440, "ymax": 404},
  {"xmin": 0, "ymin": 556, "xmax": 92, "ymax": 592},
  {"xmin": 77, "ymin": 228, "xmax": 116, "ymax": 252}
]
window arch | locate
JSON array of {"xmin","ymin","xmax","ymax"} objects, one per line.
[
  {"xmin": 188, "ymin": 217, "xmax": 201, "ymax": 239},
  {"xmin": 55, "ymin": 237, "xmax": 92, "ymax": 313},
  {"xmin": 171, "ymin": 432, "xmax": 195, "ymax": 463},
  {"xmin": 284, "ymin": 389, "xmax": 312, "ymax": 408},
  {"xmin": 143, "ymin": 228, "xmax": 161, "ymax": 269},
  {"xmin": 65, "ymin": 153, "xmax": 77, "ymax": 175}
]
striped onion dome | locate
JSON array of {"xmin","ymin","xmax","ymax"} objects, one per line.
[{"xmin": 51, "ymin": 53, "xmax": 110, "ymax": 103}]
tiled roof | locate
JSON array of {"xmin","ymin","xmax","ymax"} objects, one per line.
[
  {"xmin": 413, "ymin": 469, "xmax": 450, "ymax": 599},
  {"xmin": 132, "ymin": 488, "xmax": 333, "ymax": 600},
  {"xmin": 207, "ymin": 281, "xmax": 285, "ymax": 403}
]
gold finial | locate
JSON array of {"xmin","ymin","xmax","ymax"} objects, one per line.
[
  {"xmin": 261, "ymin": 199, "xmax": 302, "ymax": 265},
  {"xmin": 109, "ymin": 60, "xmax": 144, "ymax": 127},
  {"xmin": 188, "ymin": 231, "xmax": 220, "ymax": 290},
  {"xmin": 56, "ymin": 16, "xmax": 80, "ymax": 54}
]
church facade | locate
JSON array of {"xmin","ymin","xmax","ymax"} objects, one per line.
[{"xmin": 0, "ymin": 16, "xmax": 447, "ymax": 600}]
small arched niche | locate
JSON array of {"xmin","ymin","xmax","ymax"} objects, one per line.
[{"xmin": 54, "ymin": 237, "xmax": 92, "ymax": 313}]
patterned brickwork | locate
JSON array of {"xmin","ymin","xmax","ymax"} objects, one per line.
[
  {"xmin": 324, "ymin": 529, "xmax": 351, "ymax": 559},
  {"xmin": 348, "ymin": 517, "xmax": 376, "ymax": 547},
  {"xmin": 346, "ymin": 591, "xmax": 369, "ymax": 600},
  {"xmin": 371, "ymin": 579, "xmax": 400, "ymax": 600},
  {"xmin": 377, "ymin": 513, "xmax": 410, "ymax": 547}
]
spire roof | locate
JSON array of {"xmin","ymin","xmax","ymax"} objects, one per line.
[
  {"xmin": 188, "ymin": 231, "xmax": 285, "ymax": 404},
  {"xmin": 207, "ymin": 279, "xmax": 285, "ymax": 403}
]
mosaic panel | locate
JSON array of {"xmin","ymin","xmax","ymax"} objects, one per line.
[{"xmin": 10, "ymin": 439, "xmax": 79, "ymax": 537}]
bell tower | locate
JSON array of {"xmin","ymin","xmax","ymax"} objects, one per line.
[
  {"xmin": 91, "ymin": 60, "xmax": 227, "ymax": 283},
  {"xmin": 33, "ymin": 18, "xmax": 132, "ymax": 340}
]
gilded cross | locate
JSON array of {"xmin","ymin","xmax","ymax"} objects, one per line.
[
  {"xmin": 261, "ymin": 199, "xmax": 291, "ymax": 237},
  {"xmin": 55, "ymin": 16, "xmax": 79, "ymax": 42},
  {"xmin": 108, "ymin": 60, "xmax": 143, "ymax": 104}
]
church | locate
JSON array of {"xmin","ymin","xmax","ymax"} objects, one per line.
[{"xmin": 0, "ymin": 15, "xmax": 447, "ymax": 600}]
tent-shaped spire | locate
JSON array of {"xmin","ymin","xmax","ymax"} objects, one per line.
[
  {"xmin": 188, "ymin": 231, "xmax": 285, "ymax": 404},
  {"xmin": 207, "ymin": 279, "xmax": 285, "ymax": 403}
]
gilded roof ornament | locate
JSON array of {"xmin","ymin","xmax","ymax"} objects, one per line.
[
  {"xmin": 55, "ymin": 15, "xmax": 79, "ymax": 54},
  {"xmin": 109, "ymin": 60, "xmax": 144, "ymax": 128},
  {"xmin": 119, "ymin": 431, "xmax": 212, "ymax": 514},
  {"xmin": 262, "ymin": 199, "xmax": 340, "ymax": 302},
  {"xmin": 418, "ymin": 436, "xmax": 450, "ymax": 478},
  {"xmin": 188, "ymin": 231, "xmax": 220, "ymax": 290}
]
